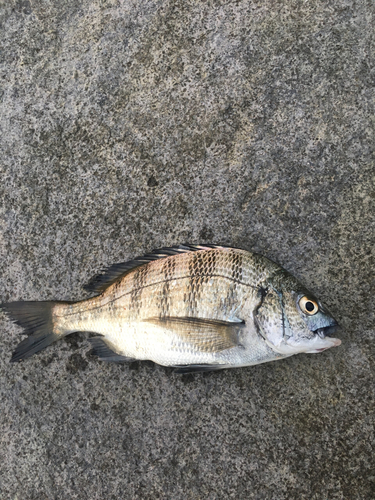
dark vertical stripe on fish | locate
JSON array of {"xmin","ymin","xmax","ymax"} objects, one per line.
[
  {"xmin": 280, "ymin": 291, "xmax": 286, "ymax": 339},
  {"xmin": 186, "ymin": 250, "xmax": 217, "ymax": 316},
  {"xmin": 159, "ymin": 257, "xmax": 176, "ymax": 318},
  {"xmin": 129, "ymin": 265, "xmax": 149, "ymax": 318},
  {"xmin": 222, "ymin": 250, "xmax": 243, "ymax": 318},
  {"xmin": 186, "ymin": 253, "xmax": 198, "ymax": 316},
  {"xmin": 231, "ymin": 250, "xmax": 243, "ymax": 283}
]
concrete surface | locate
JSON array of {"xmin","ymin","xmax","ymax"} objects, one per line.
[{"xmin": 0, "ymin": 0, "xmax": 374, "ymax": 498}]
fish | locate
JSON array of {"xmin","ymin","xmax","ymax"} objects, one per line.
[{"xmin": 1, "ymin": 244, "xmax": 341, "ymax": 373}]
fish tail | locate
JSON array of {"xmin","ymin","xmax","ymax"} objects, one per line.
[{"xmin": 1, "ymin": 301, "xmax": 71, "ymax": 362}]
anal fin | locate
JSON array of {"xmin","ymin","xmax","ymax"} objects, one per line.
[{"xmin": 88, "ymin": 337, "xmax": 134, "ymax": 363}]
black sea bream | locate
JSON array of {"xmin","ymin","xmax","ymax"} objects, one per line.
[{"xmin": 2, "ymin": 245, "xmax": 341, "ymax": 372}]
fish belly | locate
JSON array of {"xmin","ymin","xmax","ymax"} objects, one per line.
[{"xmin": 106, "ymin": 320, "xmax": 284, "ymax": 367}]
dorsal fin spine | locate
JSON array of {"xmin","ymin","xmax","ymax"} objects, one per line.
[{"xmin": 83, "ymin": 244, "xmax": 225, "ymax": 295}]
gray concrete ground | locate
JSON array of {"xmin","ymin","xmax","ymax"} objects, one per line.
[{"xmin": 0, "ymin": 1, "xmax": 374, "ymax": 498}]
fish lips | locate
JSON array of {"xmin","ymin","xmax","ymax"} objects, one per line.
[
  {"xmin": 314, "ymin": 324, "xmax": 341, "ymax": 339},
  {"xmin": 309, "ymin": 324, "xmax": 342, "ymax": 352}
]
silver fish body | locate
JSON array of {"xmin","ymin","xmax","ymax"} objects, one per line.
[{"xmin": 2, "ymin": 245, "xmax": 341, "ymax": 372}]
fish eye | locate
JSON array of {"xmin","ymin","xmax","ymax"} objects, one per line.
[{"xmin": 299, "ymin": 296, "xmax": 319, "ymax": 315}]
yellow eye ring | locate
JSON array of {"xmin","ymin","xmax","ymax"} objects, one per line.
[{"xmin": 299, "ymin": 296, "xmax": 319, "ymax": 315}]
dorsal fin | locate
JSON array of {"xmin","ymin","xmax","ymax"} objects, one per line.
[{"xmin": 84, "ymin": 244, "xmax": 223, "ymax": 294}]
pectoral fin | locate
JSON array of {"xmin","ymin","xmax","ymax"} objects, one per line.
[{"xmin": 143, "ymin": 317, "xmax": 245, "ymax": 353}]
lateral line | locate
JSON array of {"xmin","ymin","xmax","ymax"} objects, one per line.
[{"xmin": 55, "ymin": 273, "xmax": 259, "ymax": 318}]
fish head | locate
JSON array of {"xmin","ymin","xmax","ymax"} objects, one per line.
[{"xmin": 255, "ymin": 271, "xmax": 341, "ymax": 355}]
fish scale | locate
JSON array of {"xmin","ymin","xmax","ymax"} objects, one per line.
[{"xmin": 1, "ymin": 245, "xmax": 341, "ymax": 371}]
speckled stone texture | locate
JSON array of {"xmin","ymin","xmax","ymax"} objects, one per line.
[{"xmin": 0, "ymin": 1, "xmax": 374, "ymax": 498}]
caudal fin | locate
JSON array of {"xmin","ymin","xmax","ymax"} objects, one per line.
[{"xmin": 1, "ymin": 301, "xmax": 67, "ymax": 362}]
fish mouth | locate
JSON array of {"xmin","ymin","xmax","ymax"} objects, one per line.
[
  {"xmin": 312, "ymin": 324, "xmax": 342, "ymax": 351},
  {"xmin": 314, "ymin": 324, "xmax": 341, "ymax": 339}
]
